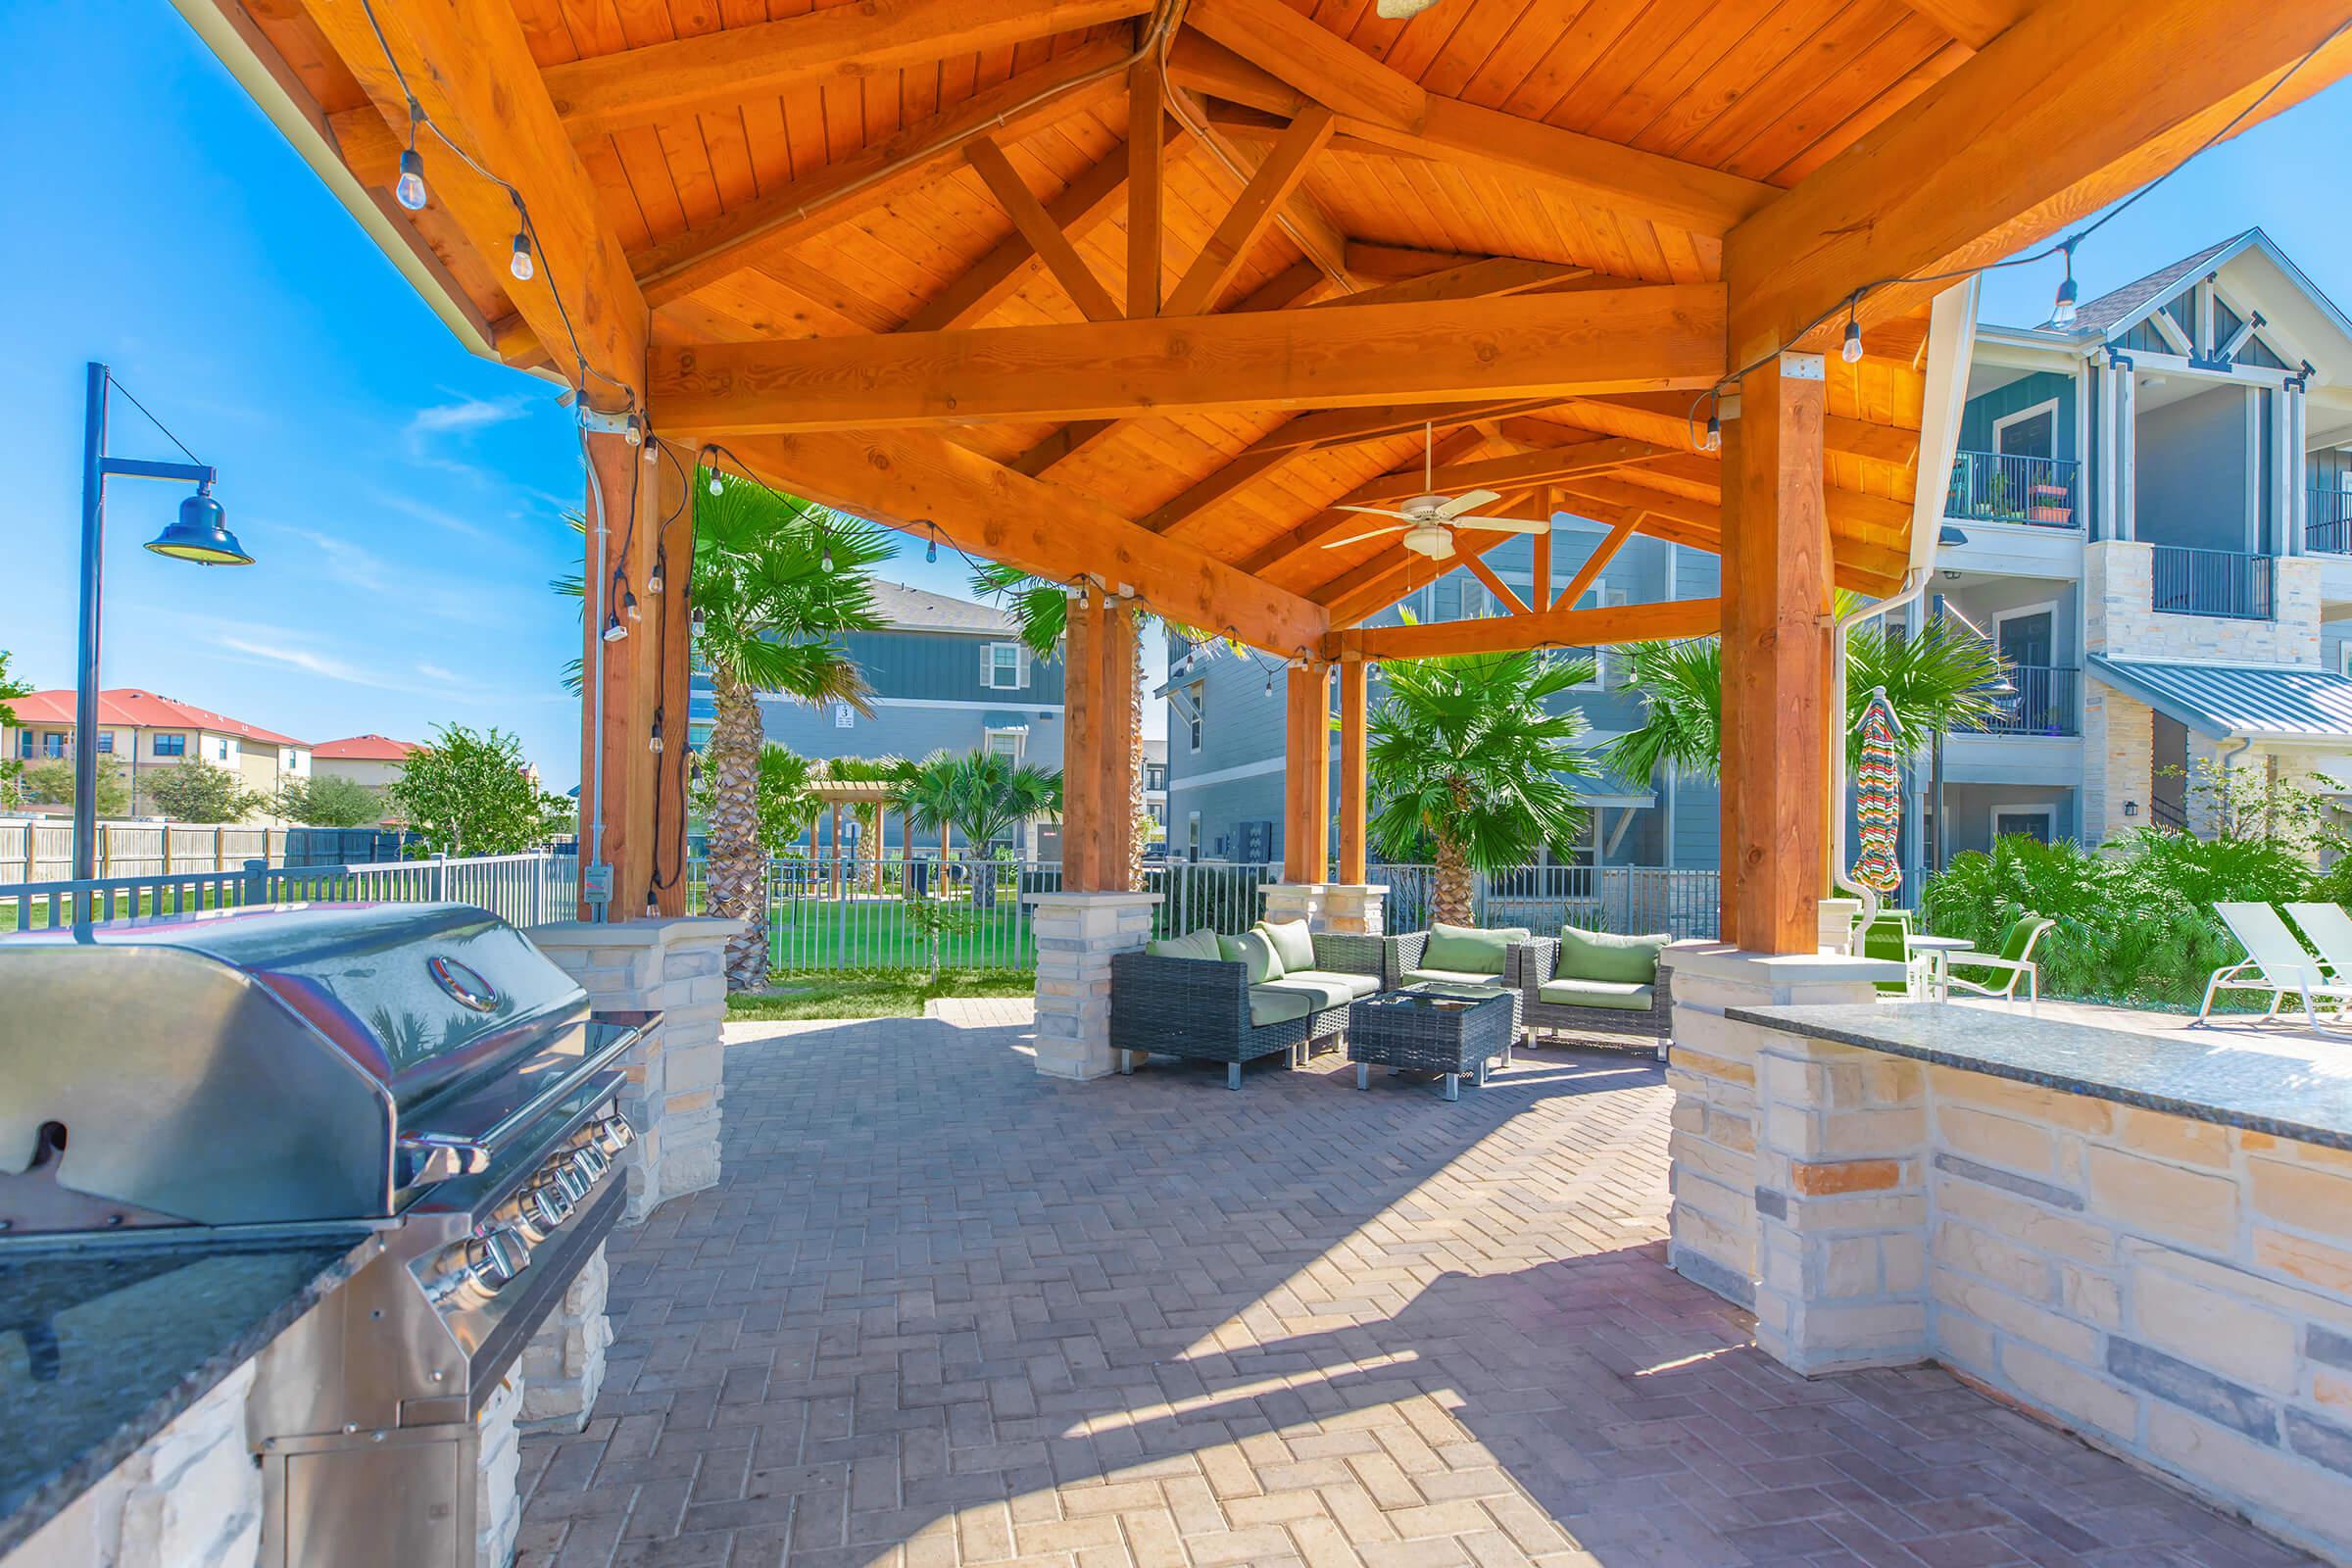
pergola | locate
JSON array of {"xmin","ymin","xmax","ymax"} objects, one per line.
[{"xmin": 178, "ymin": 0, "xmax": 2350, "ymax": 959}]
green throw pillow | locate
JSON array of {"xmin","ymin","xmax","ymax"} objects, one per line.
[
  {"xmin": 1257, "ymin": 918, "xmax": 1317, "ymax": 973},
  {"xmin": 1146, "ymin": 925, "xmax": 1224, "ymax": 961},
  {"xmin": 1423, "ymin": 921, "xmax": 1526, "ymax": 975},
  {"xmin": 1218, "ymin": 929, "xmax": 1285, "ymax": 983},
  {"xmin": 1555, "ymin": 925, "xmax": 1669, "ymax": 984}
]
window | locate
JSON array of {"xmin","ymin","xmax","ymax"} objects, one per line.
[
  {"xmin": 832, "ymin": 703, "xmax": 856, "ymax": 729},
  {"xmin": 1187, "ymin": 682, "xmax": 1204, "ymax": 752},
  {"xmin": 218, "ymin": 739, "xmax": 230, "ymax": 760},
  {"xmin": 1992, "ymin": 807, "xmax": 2055, "ymax": 844},
  {"xmin": 1186, "ymin": 812, "xmax": 1200, "ymax": 859},
  {"xmin": 1145, "ymin": 762, "xmax": 1166, "ymax": 792},
  {"xmin": 14, "ymin": 732, "xmax": 26, "ymax": 760},
  {"xmin": 981, "ymin": 642, "xmax": 1026, "ymax": 690},
  {"xmin": 1993, "ymin": 400, "xmax": 2059, "ymax": 461},
  {"xmin": 984, "ymin": 727, "xmax": 1025, "ymax": 762},
  {"xmin": 42, "ymin": 732, "xmax": 65, "ymax": 759},
  {"xmin": 96, "ymin": 732, "xmax": 113, "ymax": 754},
  {"xmin": 154, "ymin": 733, "xmax": 185, "ymax": 757}
]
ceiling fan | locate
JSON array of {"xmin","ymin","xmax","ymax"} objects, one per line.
[{"xmin": 1320, "ymin": 423, "xmax": 1554, "ymax": 561}]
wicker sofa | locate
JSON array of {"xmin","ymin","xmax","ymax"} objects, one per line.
[
  {"xmin": 1108, "ymin": 925, "xmax": 1394, "ymax": 1088},
  {"xmin": 1509, "ymin": 930, "xmax": 1676, "ymax": 1058}
]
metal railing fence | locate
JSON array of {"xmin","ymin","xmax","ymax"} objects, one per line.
[
  {"xmin": 2307, "ymin": 488, "xmax": 2352, "ymax": 555},
  {"xmin": 1945, "ymin": 451, "xmax": 2082, "ymax": 527},
  {"xmin": 2, "ymin": 851, "xmax": 578, "ymax": 933},
  {"xmin": 2151, "ymin": 545, "xmax": 2272, "ymax": 620},
  {"xmin": 1952, "ymin": 664, "xmax": 2080, "ymax": 736}
]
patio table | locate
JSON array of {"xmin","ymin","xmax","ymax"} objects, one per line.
[
  {"xmin": 1347, "ymin": 986, "xmax": 1516, "ymax": 1101},
  {"xmin": 1907, "ymin": 934, "xmax": 1973, "ymax": 1000}
]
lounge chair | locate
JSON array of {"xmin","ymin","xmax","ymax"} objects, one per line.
[
  {"xmin": 2283, "ymin": 902, "xmax": 2352, "ymax": 986},
  {"xmin": 2197, "ymin": 903, "xmax": 2352, "ymax": 1032},
  {"xmin": 1937, "ymin": 912, "xmax": 2053, "ymax": 1004}
]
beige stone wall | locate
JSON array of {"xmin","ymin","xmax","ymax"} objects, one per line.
[
  {"xmin": 1030, "ymin": 890, "xmax": 1161, "ymax": 1080},
  {"xmin": 1260, "ymin": 881, "xmax": 1388, "ymax": 936},
  {"xmin": 2085, "ymin": 541, "xmax": 2323, "ymax": 665},
  {"xmin": 2079, "ymin": 684, "xmax": 2152, "ymax": 848}
]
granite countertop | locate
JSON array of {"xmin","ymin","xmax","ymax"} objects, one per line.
[
  {"xmin": 0, "ymin": 1227, "xmax": 379, "ymax": 1555},
  {"xmin": 1726, "ymin": 1002, "xmax": 2352, "ymax": 1152}
]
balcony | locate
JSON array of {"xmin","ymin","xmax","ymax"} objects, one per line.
[
  {"xmin": 1954, "ymin": 664, "xmax": 2079, "ymax": 736},
  {"xmin": 2151, "ymin": 545, "xmax": 2273, "ymax": 620},
  {"xmin": 1945, "ymin": 450, "xmax": 2082, "ymax": 527},
  {"xmin": 2308, "ymin": 486, "xmax": 2352, "ymax": 555}
]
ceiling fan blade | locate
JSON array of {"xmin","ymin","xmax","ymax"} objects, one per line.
[
  {"xmin": 1450, "ymin": 514, "xmax": 1552, "ymax": 534},
  {"xmin": 1320, "ymin": 525, "xmax": 1410, "ymax": 548},
  {"xmin": 1433, "ymin": 488, "xmax": 1502, "ymax": 520},
  {"xmin": 1333, "ymin": 504, "xmax": 1417, "ymax": 520}
]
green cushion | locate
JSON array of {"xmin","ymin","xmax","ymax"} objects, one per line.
[
  {"xmin": 1255, "ymin": 974, "xmax": 1357, "ymax": 1011},
  {"xmin": 1147, "ymin": 925, "xmax": 1223, "ymax": 961},
  {"xmin": 1554, "ymin": 925, "xmax": 1668, "ymax": 985},
  {"xmin": 1218, "ymin": 929, "xmax": 1285, "ymax": 983},
  {"xmin": 1422, "ymin": 921, "xmax": 1527, "ymax": 975},
  {"xmin": 1257, "ymin": 918, "xmax": 1317, "ymax": 974},
  {"xmin": 1855, "ymin": 914, "xmax": 1914, "ymax": 997},
  {"xmin": 1285, "ymin": 967, "xmax": 1380, "ymax": 1000},
  {"xmin": 1403, "ymin": 967, "xmax": 1502, "ymax": 988},
  {"xmin": 1538, "ymin": 977, "xmax": 1654, "ymax": 1010},
  {"xmin": 1248, "ymin": 986, "xmax": 1315, "ymax": 1027}
]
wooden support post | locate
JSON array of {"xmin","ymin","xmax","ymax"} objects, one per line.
[
  {"xmin": 1720, "ymin": 356, "xmax": 1832, "ymax": 954},
  {"xmin": 1336, "ymin": 659, "xmax": 1367, "ymax": 885},
  {"xmin": 1060, "ymin": 591, "xmax": 1138, "ymax": 892},
  {"xmin": 1284, "ymin": 663, "xmax": 1332, "ymax": 882},
  {"xmin": 652, "ymin": 448, "xmax": 694, "ymax": 916},
  {"xmin": 577, "ymin": 430, "xmax": 664, "ymax": 919},
  {"xmin": 1532, "ymin": 488, "xmax": 1554, "ymax": 612}
]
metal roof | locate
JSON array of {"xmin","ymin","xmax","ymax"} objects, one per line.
[{"xmin": 2088, "ymin": 657, "xmax": 2352, "ymax": 742}]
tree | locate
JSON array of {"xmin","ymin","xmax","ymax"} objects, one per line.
[
  {"xmin": 1366, "ymin": 650, "xmax": 1601, "ymax": 926},
  {"xmin": 388, "ymin": 725, "xmax": 570, "ymax": 856},
  {"xmin": 22, "ymin": 759, "xmax": 130, "ymax": 816},
  {"xmin": 690, "ymin": 742, "xmax": 819, "ymax": 854},
  {"xmin": 1607, "ymin": 599, "xmax": 2009, "ymax": 786},
  {"xmin": 142, "ymin": 762, "xmax": 268, "ymax": 824},
  {"xmin": 0, "ymin": 652, "xmax": 31, "ymax": 811},
  {"xmin": 273, "ymin": 773, "xmax": 386, "ymax": 827},
  {"xmin": 892, "ymin": 749, "xmax": 1061, "ymax": 907}
]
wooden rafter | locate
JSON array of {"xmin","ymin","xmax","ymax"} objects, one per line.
[
  {"xmin": 1163, "ymin": 106, "xmax": 1336, "ymax": 318},
  {"xmin": 541, "ymin": 0, "xmax": 1152, "ymax": 142},
  {"xmin": 963, "ymin": 137, "xmax": 1121, "ymax": 322},
  {"xmin": 1336, "ymin": 598, "xmax": 1723, "ymax": 662},
  {"xmin": 1556, "ymin": 513, "xmax": 1642, "ymax": 613},
  {"xmin": 1128, "ymin": 55, "xmax": 1166, "ymax": 318},
  {"xmin": 630, "ymin": 42, "xmax": 1127, "ymax": 310},
  {"xmin": 1899, "ymin": 0, "xmax": 2034, "ymax": 49},
  {"xmin": 1165, "ymin": 15, "xmax": 1775, "ymax": 234},
  {"xmin": 651, "ymin": 284, "xmax": 1726, "ymax": 433},
  {"xmin": 1459, "ymin": 553, "xmax": 1530, "ymax": 616},
  {"xmin": 1316, "ymin": 513, "xmax": 1525, "ymax": 626},
  {"xmin": 1554, "ymin": 476, "xmax": 1907, "ymax": 592}
]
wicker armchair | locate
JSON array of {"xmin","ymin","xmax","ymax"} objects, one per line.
[
  {"xmin": 1508, "ymin": 939, "xmax": 1675, "ymax": 1058},
  {"xmin": 1106, "ymin": 933, "xmax": 1393, "ymax": 1087}
]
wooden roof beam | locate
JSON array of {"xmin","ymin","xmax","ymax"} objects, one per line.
[
  {"xmin": 1528, "ymin": 394, "xmax": 1922, "ymax": 468},
  {"xmin": 1337, "ymin": 598, "xmax": 1723, "ymax": 662},
  {"xmin": 542, "ymin": 0, "xmax": 1151, "ymax": 142},
  {"xmin": 1167, "ymin": 13, "xmax": 1775, "ymax": 234},
  {"xmin": 631, "ymin": 42, "xmax": 1127, "ymax": 309},
  {"xmin": 1726, "ymin": 0, "xmax": 2352, "ymax": 361},
  {"xmin": 1314, "ymin": 510, "xmax": 1527, "ymax": 626},
  {"xmin": 1163, "ymin": 106, "xmax": 1336, "ymax": 318},
  {"xmin": 718, "ymin": 430, "xmax": 1325, "ymax": 655},
  {"xmin": 1900, "ymin": 0, "xmax": 2036, "ymax": 52},
  {"xmin": 299, "ymin": 0, "xmax": 646, "ymax": 398},
  {"xmin": 652, "ymin": 283, "xmax": 1726, "ymax": 433},
  {"xmin": 963, "ymin": 137, "xmax": 1121, "ymax": 322}
]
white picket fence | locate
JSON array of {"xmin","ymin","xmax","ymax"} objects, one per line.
[{"xmin": 1, "ymin": 851, "xmax": 579, "ymax": 933}]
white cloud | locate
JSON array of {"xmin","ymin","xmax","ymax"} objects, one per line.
[
  {"xmin": 415, "ymin": 662, "xmax": 461, "ymax": 684},
  {"xmin": 407, "ymin": 395, "xmax": 527, "ymax": 439}
]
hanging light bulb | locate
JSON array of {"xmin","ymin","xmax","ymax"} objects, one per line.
[
  {"xmin": 690, "ymin": 607, "xmax": 707, "ymax": 639},
  {"xmin": 647, "ymin": 560, "xmax": 664, "ymax": 595},
  {"xmin": 643, "ymin": 431, "xmax": 660, "ymax": 465},
  {"xmin": 923, "ymin": 520, "xmax": 938, "ymax": 564},
  {"xmin": 707, "ymin": 469, "xmax": 723, "ymax": 497},
  {"xmin": 649, "ymin": 720, "xmax": 664, "ymax": 755},
  {"xmin": 620, "ymin": 586, "xmax": 640, "ymax": 622},
  {"xmin": 1263, "ymin": 671, "xmax": 1273, "ymax": 697},
  {"xmin": 2051, "ymin": 240, "xmax": 2081, "ymax": 328},
  {"xmin": 820, "ymin": 539, "xmax": 835, "ymax": 574},
  {"xmin": 622, "ymin": 414, "xmax": 644, "ymax": 448},
  {"xmin": 1840, "ymin": 311, "xmax": 1865, "ymax": 365},
  {"xmin": 396, "ymin": 146, "xmax": 428, "ymax": 212},
  {"xmin": 1702, "ymin": 404, "xmax": 1722, "ymax": 453},
  {"xmin": 508, "ymin": 195, "xmax": 534, "ymax": 281}
]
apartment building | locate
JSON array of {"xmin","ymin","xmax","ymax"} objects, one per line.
[
  {"xmin": 5, "ymin": 688, "xmax": 310, "ymax": 809},
  {"xmin": 310, "ymin": 734, "xmax": 422, "ymax": 790},
  {"xmin": 1908, "ymin": 228, "xmax": 2352, "ymax": 863}
]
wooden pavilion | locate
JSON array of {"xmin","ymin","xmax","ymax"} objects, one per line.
[{"xmin": 176, "ymin": 0, "xmax": 2350, "ymax": 961}]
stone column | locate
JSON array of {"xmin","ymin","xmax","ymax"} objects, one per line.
[
  {"xmin": 526, "ymin": 915, "xmax": 737, "ymax": 1222},
  {"xmin": 1664, "ymin": 945, "xmax": 1915, "ymax": 1375},
  {"xmin": 475, "ymin": 1368, "xmax": 525, "ymax": 1568},
  {"xmin": 1029, "ymin": 890, "xmax": 1161, "ymax": 1079},
  {"xmin": 1260, "ymin": 881, "xmax": 1388, "ymax": 935},
  {"xmin": 517, "ymin": 1245, "xmax": 612, "ymax": 1435}
]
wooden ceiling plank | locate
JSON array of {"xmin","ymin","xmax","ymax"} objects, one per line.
[
  {"xmin": 1324, "ymin": 255, "xmax": 1594, "ymax": 307},
  {"xmin": 632, "ymin": 41, "xmax": 1127, "ymax": 309},
  {"xmin": 1345, "ymin": 436, "xmax": 1679, "ymax": 507},
  {"xmin": 544, "ymin": 0, "xmax": 1150, "ymax": 142},
  {"xmin": 1342, "ymin": 596, "xmax": 1722, "ymax": 661},
  {"xmin": 964, "ymin": 135, "xmax": 1122, "ymax": 321},
  {"xmin": 298, "ymin": 0, "xmax": 646, "ymax": 397},
  {"xmin": 1163, "ymin": 106, "xmax": 1337, "ymax": 318},
  {"xmin": 1727, "ymin": 0, "xmax": 2352, "ymax": 359},
  {"xmin": 900, "ymin": 132, "xmax": 1148, "ymax": 333},
  {"xmin": 651, "ymin": 283, "xmax": 1727, "ymax": 432},
  {"xmin": 1898, "ymin": 0, "xmax": 2032, "ymax": 51},
  {"xmin": 718, "ymin": 429, "xmax": 1326, "ymax": 655}
]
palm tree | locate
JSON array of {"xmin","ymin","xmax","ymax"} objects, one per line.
[
  {"xmin": 1605, "ymin": 598, "xmax": 2009, "ymax": 785},
  {"xmin": 1366, "ymin": 650, "xmax": 1601, "ymax": 926},
  {"xmin": 691, "ymin": 741, "xmax": 819, "ymax": 854},
  {"xmin": 677, "ymin": 472, "xmax": 888, "ymax": 990},
  {"xmin": 893, "ymin": 749, "xmax": 1062, "ymax": 908},
  {"xmin": 969, "ymin": 563, "xmax": 1164, "ymax": 888}
]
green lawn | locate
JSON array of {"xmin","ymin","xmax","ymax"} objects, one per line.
[
  {"xmin": 763, "ymin": 892, "xmax": 1039, "ymax": 972},
  {"xmin": 726, "ymin": 969, "xmax": 1036, "ymax": 1020}
]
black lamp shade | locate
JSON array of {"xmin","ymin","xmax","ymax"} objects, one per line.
[{"xmin": 145, "ymin": 490, "xmax": 254, "ymax": 565}]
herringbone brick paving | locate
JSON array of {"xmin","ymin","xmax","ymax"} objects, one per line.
[{"xmin": 515, "ymin": 1008, "xmax": 2315, "ymax": 1568}]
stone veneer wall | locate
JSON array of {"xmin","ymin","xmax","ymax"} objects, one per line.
[
  {"xmin": 1260, "ymin": 882, "xmax": 1388, "ymax": 935},
  {"xmin": 1678, "ymin": 998, "xmax": 2352, "ymax": 1560},
  {"xmin": 2079, "ymin": 683, "xmax": 2153, "ymax": 847},
  {"xmin": 6, "ymin": 1362, "xmax": 262, "ymax": 1568},
  {"xmin": 2084, "ymin": 542, "xmax": 2323, "ymax": 666},
  {"xmin": 1028, "ymin": 890, "xmax": 1161, "ymax": 1080}
]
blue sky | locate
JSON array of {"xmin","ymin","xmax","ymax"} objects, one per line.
[{"xmin": 3, "ymin": 6, "xmax": 2348, "ymax": 791}]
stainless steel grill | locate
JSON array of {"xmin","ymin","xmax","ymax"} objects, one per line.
[{"xmin": 0, "ymin": 902, "xmax": 658, "ymax": 1567}]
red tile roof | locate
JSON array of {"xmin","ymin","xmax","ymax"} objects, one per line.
[
  {"xmin": 8, "ymin": 689, "xmax": 305, "ymax": 748},
  {"xmin": 312, "ymin": 734, "xmax": 421, "ymax": 760}
]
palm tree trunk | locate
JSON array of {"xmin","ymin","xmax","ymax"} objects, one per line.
[
  {"xmin": 707, "ymin": 671, "xmax": 770, "ymax": 991},
  {"xmin": 1434, "ymin": 778, "xmax": 1474, "ymax": 925}
]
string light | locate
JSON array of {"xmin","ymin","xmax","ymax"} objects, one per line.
[
  {"xmin": 923, "ymin": 519, "xmax": 938, "ymax": 564},
  {"xmin": 820, "ymin": 538, "xmax": 835, "ymax": 574},
  {"xmin": 642, "ymin": 428, "xmax": 660, "ymax": 465},
  {"xmin": 648, "ymin": 719, "xmax": 663, "ymax": 755},
  {"xmin": 395, "ymin": 149, "xmax": 427, "ymax": 212},
  {"xmin": 647, "ymin": 559, "xmax": 664, "ymax": 595},
  {"xmin": 2051, "ymin": 239, "xmax": 2081, "ymax": 327},
  {"xmin": 619, "ymin": 585, "xmax": 640, "ymax": 622},
  {"xmin": 707, "ymin": 470, "xmax": 723, "ymax": 497},
  {"xmin": 1839, "ymin": 308, "xmax": 1864, "ymax": 366},
  {"xmin": 690, "ymin": 607, "xmax": 707, "ymax": 638},
  {"xmin": 1702, "ymin": 392, "xmax": 1722, "ymax": 454},
  {"xmin": 507, "ymin": 193, "xmax": 534, "ymax": 281}
]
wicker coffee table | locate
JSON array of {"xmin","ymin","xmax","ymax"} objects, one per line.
[{"xmin": 1347, "ymin": 986, "xmax": 1517, "ymax": 1101}]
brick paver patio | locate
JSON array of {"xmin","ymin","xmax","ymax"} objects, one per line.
[{"xmin": 516, "ymin": 1005, "xmax": 2314, "ymax": 1568}]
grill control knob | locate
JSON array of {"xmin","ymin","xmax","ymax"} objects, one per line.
[
  {"xmin": 594, "ymin": 1115, "xmax": 635, "ymax": 1155},
  {"xmin": 516, "ymin": 1181, "xmax": 573, "ymax": 1240},
  {"xmin": 549, "ymin": 1160, "xmax": 592, "ymax": 1205},
  {"xmin": 471, "ymin": 1228, "xmax": 531, "ymax": 1291},
  {"xmin": 571, "ymin": 1145, "xmax": 611, "ymax": 1184}
]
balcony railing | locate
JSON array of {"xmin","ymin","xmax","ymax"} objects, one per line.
[
  {"xmin": 2151, "ymin": 545, "xmax": 2273, "ymax": 620},
  {"xmin": 2308, "ymin": 487, "xmax": 2352, "ymax": 555},
  {"xmin": 1953, "ymin": 665, "xmax": 2079, "ymax": 736},
  {"xmin": 1945, "ymin": 450, "xmax": 2082, "ymax": 527}
]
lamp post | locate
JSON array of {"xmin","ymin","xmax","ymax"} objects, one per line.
[{"xmin": 73, "ymin": 362, "xmax": 254, "ymax": 884}]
